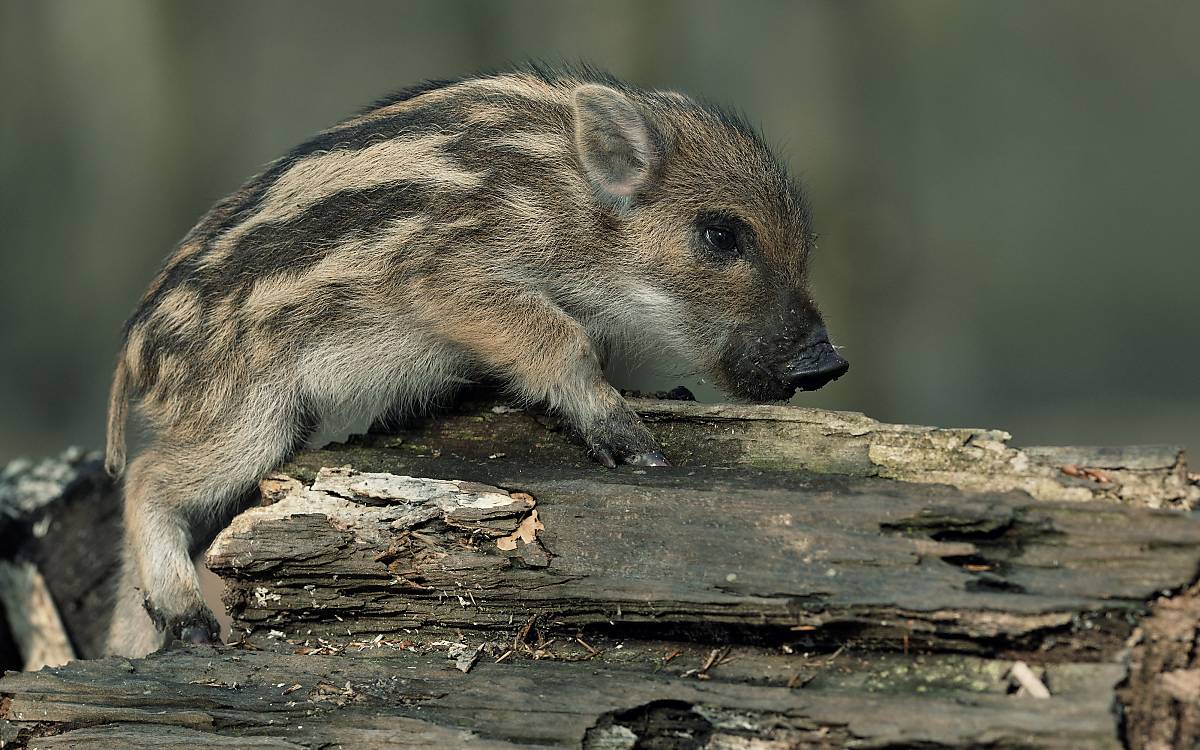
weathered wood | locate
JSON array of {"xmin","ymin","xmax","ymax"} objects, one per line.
[
  {"xmin": 283, "ymin": 398, "xmax": 1199, "ymax": 509},
  {"xmin": 2, "ymin": 398, "xmax": 1198, "ymax": 748},
  {"xmin": 209, "ymin": 465, "xmax": 1200, "ymax": 656},
  {"xmin": 626, "ymin": 399, "xmax": 1197, "ymax": 509},
  {"xmin": 0, "ymin": 647, "xmax": 1126, "ymax": 749},
  {"xmin": 1118, "ymin": 582, "xmax": 1200, "ymax": 748},
  {"xmin": 0, "ymin": 450, "xmax": 120, "ymax": 670}
]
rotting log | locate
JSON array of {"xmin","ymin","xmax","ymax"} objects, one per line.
[
  {"xmin": 296, "ymin": 397, "xmax": 1199, "ymax": 509},
  {"xmin": 2, "ymin": 398, "xmax": 1200, "ymax": 749},
  {"xmin": 212, "ymin": 465, "xmax": 1199, "ymax": 653},
  {"xmin": 0, "ymin": 647, "xmax": 1127, "ymax": 749}
]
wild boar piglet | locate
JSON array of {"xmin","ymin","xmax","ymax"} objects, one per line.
[{"xmin": 105, "ymin": 66, "xmax": 848, "ymax": 656}]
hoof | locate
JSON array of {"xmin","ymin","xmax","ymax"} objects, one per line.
[
  {"xmin": 179, "ymin": 624, "xmax": 218, "ymax": 645},
  {"xmin": 627, "ymin": 450, "xmax": 671, "ymax": 467},
  {"xmin": 589, "ymin": 445, "xmax": 618, "ymax": 468},
  {"xmin": 160, "ymin": 607, "xmax": 221, "ymax": 650}
]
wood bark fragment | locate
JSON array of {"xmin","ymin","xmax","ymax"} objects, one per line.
[
  {"xmin": 1118, "ymin": 582, "xmax": 1200, "ymax": 748},
  {"xmin": 1009, "ymin": 660, "xmax": 1051, "ymax": 699}
]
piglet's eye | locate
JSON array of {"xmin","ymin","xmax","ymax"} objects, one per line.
[{"xmin": 704, "ymin": 226, "xmax": 738, "ymax": 254}]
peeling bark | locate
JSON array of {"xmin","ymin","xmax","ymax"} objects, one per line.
[
  {"xmin": 1119, "ymin": 583, "xmax": 1200, "ymax": 749},
  {"xmin": 209, "ymin": 465, "xmax": 1200, "ymax": 656}
]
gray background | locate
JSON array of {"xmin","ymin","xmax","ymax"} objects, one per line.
[{"xmin": 2, "ymin": 0, "xmax": 1197, "ymax": 464}]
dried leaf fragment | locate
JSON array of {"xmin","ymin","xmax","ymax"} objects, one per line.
[
  {"xmin": 259, "ymin": 473, "xmax": 303, "ymax": 505},
  {"xmin": 496, "ymin": 510, "xmax": 544, "ymax": 551},
  {"xmin": 1060, "ymin": 464, "xmax": 1115, "ymax": 485}
]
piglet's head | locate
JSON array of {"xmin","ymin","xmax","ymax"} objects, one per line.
[{"xmin": 572, "ymin": 83, "xmax": 848, "ymax": 402}]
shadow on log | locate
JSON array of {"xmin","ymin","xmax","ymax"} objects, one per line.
[{"xmin": 2, "ymin": 398, "xmax": 1200, "ymax": 748}]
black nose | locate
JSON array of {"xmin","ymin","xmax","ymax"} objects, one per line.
[{"xmin": 782, "ymin": 340, "xmax": 849, "ymax": 392}]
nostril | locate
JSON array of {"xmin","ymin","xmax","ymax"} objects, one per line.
[
  {"xmin": 825, "ymin": 356, "xmax": 850, "ymax": 380},
  {"xmin": 783, "ymin": 343, "xmax": 849, "ymax": 391}
]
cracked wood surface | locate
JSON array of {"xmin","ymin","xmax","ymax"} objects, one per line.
[
  {"xmin": 0, "ymin": 647, "xmax": 1126, "ymax": 749},
  {"xmin": 210, "ymin": 464, "xmax": 1200, "ymax": 654},
  {"xmin": 3, "ymin": 398, "xmax": 1199, "ymax": 748},
  {"xmin": 287, "ymin": 398, "xmax": 1199, "ymax": 508},
  {"xmin": 627, "ymin": 399, "xmax": 1199, "ymax": 509}
]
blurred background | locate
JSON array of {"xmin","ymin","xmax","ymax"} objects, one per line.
[{"xmin": 1, "ymin": 0, "xmax": 1197, "ymax": 464}]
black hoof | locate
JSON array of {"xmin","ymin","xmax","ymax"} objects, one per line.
[
  {"xmin": 627, "ymin": 450, "xmax": 671, "ymax": 467},
  {"xmin": 589, "ymin": 445, "xmax": 617, "ymax": 468},
  {"xmin": 180, "ymin": 624, "xmax": 218, "ymax": 645},
  {"xmin": 159, "ymin": 607, "xmax": 221, "ymax": 650}
]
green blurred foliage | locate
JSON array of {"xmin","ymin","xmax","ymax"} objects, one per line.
[{"xmin": 1, "ymin": 0, "xmax": 1197, "ymax": 462}]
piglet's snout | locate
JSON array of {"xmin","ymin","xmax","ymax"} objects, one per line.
[{"xmin": 781, "ymin": 337, "xmax": 849, "ymax": 392}]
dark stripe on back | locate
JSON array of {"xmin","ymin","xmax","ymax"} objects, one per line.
[
  {"xmin": 133, "ymin": 179, "xmax": 432, "ymax": 387},
  {"xmin": 260, "ymin": 279, "xmax": 360, "ymax": 338},
  {"xmin": 130, "ymin": 179, "xmax": 431, "ymax": 342},
  {"xmin": 208, "ymin": 179, "xmax": 431, "ymax": 293},
  {"xmin": 212, "ymin": 102, "xmax": 462, "ymax": 239},
  {"xmin": 124, "ymin": 65, "xmax": 633, "ymax": 343},
  {"xmin": 123, "ymin": 95, "xmax": 465, "ymax": 338}
]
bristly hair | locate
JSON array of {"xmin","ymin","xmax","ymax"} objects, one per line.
[
  {"xmin": 361, "ymin": 61, "xmax": 625, "ymax": 114},
  {"xmin": 361, "ymin": 61, "xmax": 764, "ymax": 144},
  {"xmin": 360, "ymin": 77, "xmax": 466, "ymax": 114},
  {"xmin": 523, "ymin": 61, "xmax": 799, "ymax": 202}
]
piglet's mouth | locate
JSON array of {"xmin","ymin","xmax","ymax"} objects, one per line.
[{"xmin": 720, "ymin": 342, "xmax": 850, "ymax": 404}]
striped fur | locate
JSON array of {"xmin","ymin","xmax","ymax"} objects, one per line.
[{"xmin": 105, "ymin": 66, "xmax": 834, "ymax": 656}]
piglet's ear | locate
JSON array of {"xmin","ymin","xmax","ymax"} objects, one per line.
[{"xmin": 572, "ymin": 84, "xmax": 657, "ymax": 208}]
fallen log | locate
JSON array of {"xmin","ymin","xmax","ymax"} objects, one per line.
[
  {"xmin": 0, "ymin": 647, "xmax": 1127, "ymax": 749},
  {"xmin": 2, "ymin": 398, "xmax": 1199, "ymax": 748},
  {"xmin": 211, "ymin": 463, "xmax": 1200, "ymax": 653}
]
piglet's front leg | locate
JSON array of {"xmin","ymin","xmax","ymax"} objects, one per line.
[
  {"xmin": 569, "ymin": 388, "xmax": 670, "ymax": 468},
  {"xmin": 425, "ymin": 286, "xmax": 669, "ymax": 468}
]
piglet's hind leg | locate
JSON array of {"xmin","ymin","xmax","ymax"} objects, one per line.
[{"xmin": 109, "ymin": 398, "xmax": 300, "ymax": 656}]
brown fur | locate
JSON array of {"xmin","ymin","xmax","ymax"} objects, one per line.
[{"xmin": 105, "ymin": 66, "xmax": 843, "ymax": 655}]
